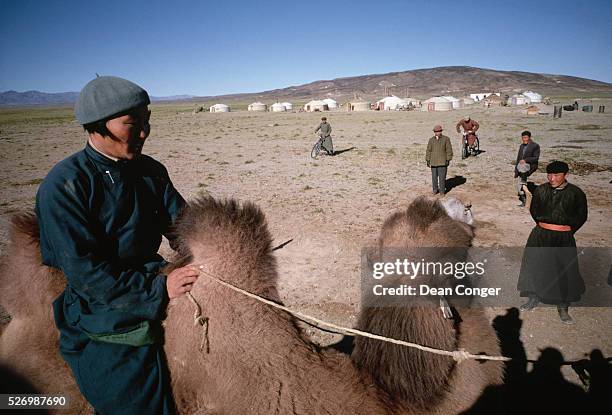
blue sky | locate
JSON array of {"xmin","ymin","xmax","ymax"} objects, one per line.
[{"xmin": 1, "ymin": 0, "xmax": 611, "ymax": 96}]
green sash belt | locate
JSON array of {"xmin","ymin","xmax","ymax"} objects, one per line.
[{"xmin": 85, "ymin": 321, "xmax": 161, "ymax": 347}]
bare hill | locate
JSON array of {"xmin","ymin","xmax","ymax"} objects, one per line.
[
  {"xmin": 204, "ymin": 66, "xmax": 612, "ymax": 103},
  {"xmin": 3, "ymin": 66, "xmax": 611, "ymax": 107}
]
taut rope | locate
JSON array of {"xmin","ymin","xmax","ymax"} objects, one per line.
[{"xmin": 190, "ymin": 265, "xmax": 511, "ymax": 363}]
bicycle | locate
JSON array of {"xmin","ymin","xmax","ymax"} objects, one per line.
[
  {"xmin": 461, "ymin": 132, "xmax": 480, "ymax": 159},
  {"xmin": 310, "ymin": 134, "xmax": 333, "ymax": 159},
  {"xmin": 311, "ymin": 135, "xmax": 324, "ymax": 159}
]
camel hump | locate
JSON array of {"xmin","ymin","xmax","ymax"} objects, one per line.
[
  {"xmin": 354, "ymin": 196, "xmax": 476, "ymax": 409},
  {"xmin": 10, "ymin": 212, "xmax": 40, "ymax": 243},
  {"xmin": 0, "ymin": 212, "xmax": 64, "ymax": 319},
  {"xmin": 352, "ymin": 306, "xmax": 457, "ymax": 410},
  {"xmin": 379, "ymin": 196, "xmax": 474, "ymax": 248},
  {"xmin": 172, "ymin": 196, "xmax": 273, "ymax": 258},
  {"xmin": 406, "ymin": 196, "xmax": 450, "ymax": 231}
]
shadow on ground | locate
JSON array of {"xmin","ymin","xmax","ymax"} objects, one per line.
[
  {"xmin": 332, "ymin": 147, "xmax": 356, "ymax": 156},
  {"xmin": 327, "ymin": 307, "xmax": 612, "ymax": 414},
  {"xmin": 462, "ymin": 307, "xmax": 612, "ymax": 414},
  {"xmin": 445, "ymin": 175, "xmax": 467, "ymax": 193}
]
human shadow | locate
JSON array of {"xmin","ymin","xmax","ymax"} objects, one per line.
[
  {"xmin": 461, "ymin": 307, "xmax": 612, "ymax": 414},
  {"xmin": 331, "ymin": 147, "xmax": 356, "ymax": 156},
  {"xmin": 571, "ymin": 349, "xmax": 612, "ymax": 412},
  {"xmin": 445, "ymin": 175, "xmax": 467, "ymax": 193}
]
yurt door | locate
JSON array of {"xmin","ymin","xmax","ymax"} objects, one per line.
[{"xmin": 428, "ymin": 102, "xmax": 435, "ymax": 111}]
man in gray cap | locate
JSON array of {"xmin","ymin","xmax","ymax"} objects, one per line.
[
  {"xmin": 36, "ymin": 76, "xmax": 198, "ymax": 414},
  {"xmin": 426, "ymin": 125, "xmax": 453, "ymax": 195}
]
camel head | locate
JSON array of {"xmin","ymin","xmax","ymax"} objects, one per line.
[
  {"xmin": 378, "ymin": 196, "xmax": 474, "ymax": 249},
  {"xmin": 440, "ymin": 197, "xmax": 474, "ymax": 226}
]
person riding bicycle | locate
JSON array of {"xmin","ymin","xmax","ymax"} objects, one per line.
[
  {"xmin": 456, "ymin": 116, "xmax": 480, "ymax": 152},
  {"xmin": 315, "ymin": 116, "xmax": 333, "ymax": 155}
]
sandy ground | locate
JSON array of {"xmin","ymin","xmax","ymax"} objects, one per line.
[{"xmin": 0, "ymin": 101, "xmax": 611, "ymax": 384}]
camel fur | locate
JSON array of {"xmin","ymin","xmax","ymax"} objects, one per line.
[
  {"xmin": 352, "ymin": 196, "xmax": 503, "ymax": 413},
  {"xmin": 0, "ymin": 196, "xmax": 502, "ymax": 414}
]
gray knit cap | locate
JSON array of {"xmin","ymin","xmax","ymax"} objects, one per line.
[{"xmin": 75, "ymin": 76, "xmax": 150, "ymax": 125}]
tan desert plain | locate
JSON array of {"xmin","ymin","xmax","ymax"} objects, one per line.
[{"xmin": 0, "ymin": 97, "xmax": 611, "ymax": 386}]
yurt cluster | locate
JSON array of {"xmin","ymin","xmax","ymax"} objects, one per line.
[
  {"xmin": 205, "ymin": 90, "xmax": 543, "ymax": 114},
  {"xmin": 246, "ymin": 101, "xmax": 294, "ymax": 112}
]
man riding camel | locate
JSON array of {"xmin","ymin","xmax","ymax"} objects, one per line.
[{"xmin": 36, "ymin": 76, "xmax": 199, "ymax": 414}]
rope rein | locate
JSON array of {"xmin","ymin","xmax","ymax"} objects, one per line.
[
  {"xmin": 189, "ymin": 265, "xmax": 511, "ymax": 363},
  {"xmin": 186, "ymin": 291, "xmax": 209, "ymax": 353}
]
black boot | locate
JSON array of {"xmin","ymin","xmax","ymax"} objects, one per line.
[
  {"xmin": 519, "ymin": 295, "xmax": 539, "ymax": 311},
  {"xmin": 558, "ymin": 306, "xmax": 574, "ymax": 325}
]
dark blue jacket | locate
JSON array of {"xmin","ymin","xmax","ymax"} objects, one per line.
[{"xmin": 36, "ymin": 143, "xmax": 186, "ymax": 337}]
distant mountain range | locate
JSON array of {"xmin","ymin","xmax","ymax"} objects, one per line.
[
  {"xmin": 0, "ymin": 90, "xmax": 80, "ymax": 106},
  {"xmin": 2, "ymin": 66, "xmax": 611, "ymax": 106},
  {"xmin": 0, "ymin": 91, "xmax": 195, "ymax": 106}
]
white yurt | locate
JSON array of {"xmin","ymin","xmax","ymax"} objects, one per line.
[
  {"xmin": 523, "ymin": 91, "xmax": 542, "ymax": 103},
  {"xmin": 510, "ymin": 94, "xmax": 531, "ymax": 106},
  {"xmin": 209, "ymin": 103, "xmax": 230, "ymax": 113},
  {"xmin": 322, "ymin": 98, "xmax": 338, "ymax": 109},
  {"xmin": 281, "ymin": 102, "xmax": 293, "ymax": 111},
  {"xmin": 421, "ymin": 96, "xmax": 453, "ymax": 112},
  {"xmin": 484, "ymin": 94, "xmax": 503, "ymax": 105},
  {"xmin": 461, "ymin": 97, "xmax": 475, "ymax": 105},
  {"xmin": 376, "ymin": 95, "xmax": 406, "ymax": 110},
  {"xmin": 403, "ymin": 97, "xmax": 421, "ymax": 108},
  {"xmin": 469, "ymin": 92, "xmax": 499, "ymax": 101},
  {"xmin": 270, "ymin": 102, "xmax": 286, "ymax": 112},
  {"xmin": 248, "ymin": 102, "xmax": 267, "ymax": 112},
  {"xmin": 304, "ymin": 100, "xmax": 328, "ymax": 112},
  {"xmin": 442, "ymin": 96, "xmax": 463, "ymax": 109},
  {"xmin": 347, "ymin": 100, "xmax": 371, "ymax": 111}
]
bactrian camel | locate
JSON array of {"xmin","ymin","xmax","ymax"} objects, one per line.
[{"xmin": 0, "ymin": 196, "xmax": 502, "ymax": 414}]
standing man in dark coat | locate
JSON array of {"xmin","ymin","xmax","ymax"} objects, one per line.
[
  {"xmin": 315, "ymin": 116, "xmax": 333, "ymax": 155},
  {"xmin": 514, "ymin": 130, "xmax": 540, "ymax": 207},
  {"xmin": 426, "ymin": 125, "xmax": 453, "ymax": 195},
  {"xmin": 36, "ymin": 76, "xmax": 199, "ymax": 413},
  {"xmin": 517, "ymin": 161, "xmax": 588, "ymax": 324}
]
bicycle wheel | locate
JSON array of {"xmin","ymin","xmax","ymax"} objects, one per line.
[
  {"xmin": 461, "ymin": 141, "xmax": 468, "ymax": 159},
  {"xmin": 311, "ymin": 141, "xmax": 321, "ymax": 159}
]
